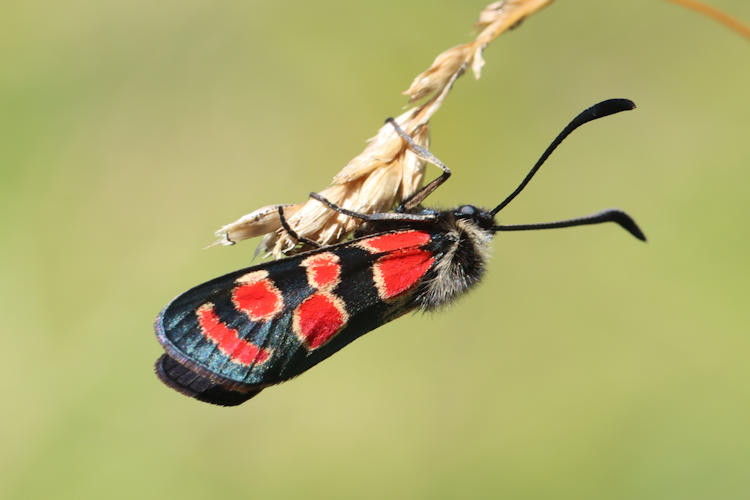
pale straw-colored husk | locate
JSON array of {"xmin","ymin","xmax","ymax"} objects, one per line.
[
  {"xmin": 212, "ymin": 0, "xmax": 554, "ymax": 257},
  {"xmin": 212, "ymin": 0, "xmax": 748, "ymax": 258}
]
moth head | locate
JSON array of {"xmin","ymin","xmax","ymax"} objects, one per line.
[{"xmin": 454, "ymin": 204, "xmax": 496, "ymax": 232}]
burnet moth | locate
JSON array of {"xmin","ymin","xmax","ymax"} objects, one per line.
[{"xmin": 154, "ymin": 98, "xmax": 645, "ymax": 406}]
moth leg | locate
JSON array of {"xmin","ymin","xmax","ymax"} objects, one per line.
[
  {"xmin": 385, "ymin": 118, "xmax": 452, "ymax": 211},
  {"xmin": 309, "ymin": 192, "xmax": 439, "ymax": 222},
  {"xmin": 277, "ymin": 206, "xmax": 321, "ymax": 247}
]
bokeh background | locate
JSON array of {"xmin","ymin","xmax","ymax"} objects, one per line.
[{"xmin": 2, "ymin": 1, "xmax": 749, "ymax": 499}]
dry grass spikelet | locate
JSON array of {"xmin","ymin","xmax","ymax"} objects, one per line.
[
  {"xmin": 212, "ymin": 0, "xmax": 748, "ymax": 259},
  {"xmin": 213, "ymin": 0, "xmax": 554, "ymax": 258}
]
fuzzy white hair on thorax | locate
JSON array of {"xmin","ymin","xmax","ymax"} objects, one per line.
[{"xmin": 417, "ymin": 217, "xmax": 493, "ymax": 311}]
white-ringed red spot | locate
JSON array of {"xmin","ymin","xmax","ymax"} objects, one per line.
[
  {"xmin": 372, "ymin": 248, "xmax": 435, "ymax": 300},
  {"xmin": 196, "ymin": 303, "xmax": 271, "ymax": 365},
  {"xmin": 292, "ymin": 292, "xmax": 349, "ymax": 350},
  {"xmin": 301, "ymin": 252, "xmax": 341, "ymax": 290},
  {"xmin": 358, "ymin": 230, "xmax": 431, "ymax": 254},
  {"xmin": 231, "ymin": 271, "xmax": 283, "ymax": 322}
]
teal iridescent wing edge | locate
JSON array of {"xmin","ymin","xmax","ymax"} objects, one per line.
[{"xmin": 155, "ymin": 257, "xmax": 311, "ymax": 389}]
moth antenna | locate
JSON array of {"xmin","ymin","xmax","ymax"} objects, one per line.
[
  {"xmin": 494, "ymin": 208, "xmax": 646, "ymax": 241},
  {"xmin": 490, "ymin": 99, "xmax": 635, "ymax": 216}
]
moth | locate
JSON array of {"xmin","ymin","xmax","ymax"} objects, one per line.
[{"xmin": 154, "ymin": 98, "xmax": 645, "ymax": 406}]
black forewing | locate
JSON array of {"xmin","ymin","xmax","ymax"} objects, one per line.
[{"xmin": 155, "ymin": 231, "xmax": 447, "ymax": 392}]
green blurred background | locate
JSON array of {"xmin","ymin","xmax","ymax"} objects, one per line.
[{"xmin": 2, "ymin": 1, "xmax": 749, "ymax": 499}]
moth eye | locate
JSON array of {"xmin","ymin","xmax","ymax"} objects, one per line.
[{"xmin": 459, "ymin": 205, "xmax": 476, "ymax": 216}]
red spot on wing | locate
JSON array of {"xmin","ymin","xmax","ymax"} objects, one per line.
[
  {"xmin": 196, "ymin": 304, "xmax": 271, "ymax": 365},
  {"xmin": 360, "ymin": 230, "xmax": 431, "ymax": 253},
  {"xmin": 374, "ymin": 248, "xmax": 435, "ymax": 300},
  {"xmin": 302, "ymin": 253, "xmax": 340, "ymax": 289},
  {"xmin": 293, "ymin": 293, "xmax": 347, "ymax": 350},
  {"xmin": 232, "ymin": 279, "xmax": 282, "ymax": 322}
]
